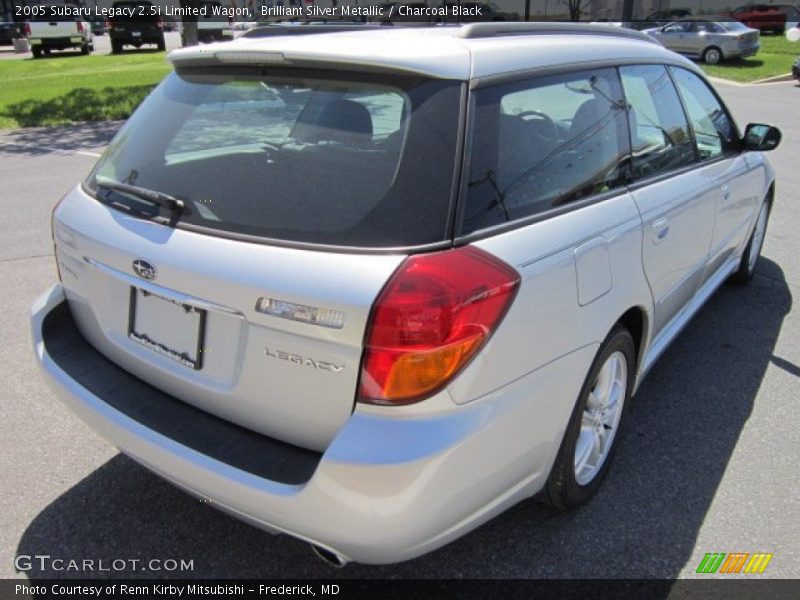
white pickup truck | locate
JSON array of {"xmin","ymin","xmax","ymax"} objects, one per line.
[{"xmin": 27, "ymin": 11, "xmax": 93, "ymax": 58}]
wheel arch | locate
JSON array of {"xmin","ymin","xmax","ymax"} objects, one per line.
[{"xmin": 616, "ymin": 306, "xmax": 649, "ymax": 386}]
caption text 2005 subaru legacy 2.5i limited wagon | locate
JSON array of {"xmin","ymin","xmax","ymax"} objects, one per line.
[{"xmin": 31, "ymin": 23, "xmax": 781, "ymax": 566}]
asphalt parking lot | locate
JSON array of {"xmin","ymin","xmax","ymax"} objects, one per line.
[{"xmin": 0, "ymin": 80, "xmax": 798, "ymax": 580}]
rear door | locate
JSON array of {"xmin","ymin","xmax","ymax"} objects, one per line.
[{"xmin": 620, "ymin": 65, "xmax": 715, "ymax": 337}]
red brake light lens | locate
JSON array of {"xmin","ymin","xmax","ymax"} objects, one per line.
[
  {"xmin": 359, "ymin": 246, "xmax": 519, "ymax": 405},
  {"xmin": 77, "ymin": 21, "xmax": 84, "ymax": 33}
]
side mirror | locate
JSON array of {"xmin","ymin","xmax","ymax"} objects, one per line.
[{"xmin": 743, "ymin": 123, "xmax": 781, "ymax": 152}]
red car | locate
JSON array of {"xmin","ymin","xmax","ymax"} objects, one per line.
[{"xmin": 729, "ymin": 4, "xmax": 788, "ymax": 34}]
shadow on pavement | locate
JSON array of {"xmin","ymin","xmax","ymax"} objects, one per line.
[
  {"xmin": 0, "ymin": 120, "xmax": 121, "ymax": 155},
  {"xmin": 16, "ymin": 259, "xmax": 791, "ymax": 579}
]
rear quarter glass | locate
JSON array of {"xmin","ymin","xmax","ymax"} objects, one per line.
[{"xmin": 85, "ymin": 68, "xmax": 463, "ymax": 249}]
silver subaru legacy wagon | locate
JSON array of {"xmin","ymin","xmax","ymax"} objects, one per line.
[{"xmin": 31, "ymin": 23, "xmax": 781, "ymax": 565}]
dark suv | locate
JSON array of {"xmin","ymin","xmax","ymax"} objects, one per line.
[{"xmin": 108, "ymin": 0, "xmax": 166, "ymax": 53}]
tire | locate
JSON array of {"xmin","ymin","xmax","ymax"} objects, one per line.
[
  {"xmin": 111, "ymin": 40, "xmax": 122, "ymax": 54},
  {"xmin": 80, "ymin": 43, "xmax": 89, "ymax": 55},
  {"xmin": 157, "ymin": 36, "xmax": 166, "ymax": 51},
  {"xmin": 542, "ymin": 325, "xmax": 635, "ymax": 510},
  {"xmin": 730, "ymin": 200, "xmax": 770, "ymax": 285},
  {"xmin": 32, "ymin": 47, "xmax": 42, "ymax": 59},
  {"xmin": 702, "ymin": 46, "xmax": 723, "ymax": 65}
]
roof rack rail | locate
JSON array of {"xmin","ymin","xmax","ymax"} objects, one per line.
[{"xmin": 456, "ymin": 22, "xmax": 656, "ymax": 43}]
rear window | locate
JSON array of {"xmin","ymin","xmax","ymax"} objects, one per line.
[
  {"xmin": 86, "ymin": 68, "xmax": 462, "ymax": 248},
  {"xmin": 462, "ymin": 68, "xmax": 630, "ymax": 234},
  {"xmin": 721, "ymin": 20, "xmax": 750, "ymax": 31}
]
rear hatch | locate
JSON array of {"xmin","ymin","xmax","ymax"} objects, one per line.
[{"xmin": 56, "ymin": 63, "xmax": 462, "ymax": 451}]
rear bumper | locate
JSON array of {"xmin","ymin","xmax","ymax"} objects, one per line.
[
  {"xmin": 32, "ymin": 284, "xmax": 587, "ymax": 564},
  {"xmin": 110, "ymin": 31, "xmax": 162, "ymax": 44},
  {"xmin": 730, "ymin": 42, "xmax": 760, "ymax": 59},
  {"xmin": 29, "ymin": 36, "xmax": 84, "ymax": 48}
]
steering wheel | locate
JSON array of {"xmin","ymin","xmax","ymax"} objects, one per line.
[{"xmin": 516, "ymin": 110, "xmax": 558, "ymax": 141}]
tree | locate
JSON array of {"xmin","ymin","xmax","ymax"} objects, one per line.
[
  {"xmin": 560, "ymin": 0, "xmax": 588, "ymax": 21},
  {"xmin": 181, "ymin": 0, "xmax": 200, "ymax": 47}
]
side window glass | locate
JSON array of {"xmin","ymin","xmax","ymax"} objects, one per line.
[
  {"xmin": 619, "ymin": 65, "xmax": 695, "ymax": 180},
  {"xmin": 463, "ymin": 68, "xmax": 630, "ymax": 234},
  {"xmin": 670, "ymin": 67, "xmax": 738, "ymax": 160}
]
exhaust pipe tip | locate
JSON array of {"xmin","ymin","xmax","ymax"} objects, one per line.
[{"xmin": 310, "ymin": 544, "xmax": 347, "ymax": 568}]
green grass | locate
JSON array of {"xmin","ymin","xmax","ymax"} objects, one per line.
[
  {"xmin": 702, "ymin": 33, "xmax": 799, "ymax": 83},
  {"xmin": 0, "ymin": 51, "xmax": 171, "ymax": 129}
]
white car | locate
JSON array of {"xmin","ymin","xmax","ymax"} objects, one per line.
[
  {"xmin": 32, "ymin": 23, "xmax": 780, "ymax": 566},
  {"xmin": 26, "ymin": 8, "xmax": 93, "ymax": 58}
]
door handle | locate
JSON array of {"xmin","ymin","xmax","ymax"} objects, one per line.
[
  {"xmin": 721, "ymin": 185, "xmax": 731, "ymax": 201},
  {"xmin": 651, "ymin": 218, "xmax": 670, "ymax": 243}
]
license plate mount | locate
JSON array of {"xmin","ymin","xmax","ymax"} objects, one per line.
[{"xmin": 128, "ymin": 287, "xmax": 206, "ymax": 370}]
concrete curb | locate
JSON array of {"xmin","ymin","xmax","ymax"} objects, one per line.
[{"xmin": 707, "ymin": 74, "xmax": 796, "ymax": 87}]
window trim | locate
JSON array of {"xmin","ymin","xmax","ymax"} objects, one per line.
[
  {"xmin": 454, "ymin": 62, "xmax": 742, "ymax": 244},
  {"xmin": 618, "ymin": 63, "xmax": 701, "ymax": 180},
  {"xmin": 455, "ymin": 66, "xmax": 632, "ymax": 239},
  {"xmin": 667, "ymin": 65, "xmax": 743, "ymax": 163},
  {"xmin": 83, "ymin": 67, "xmax": 466, "ymax": 254}
]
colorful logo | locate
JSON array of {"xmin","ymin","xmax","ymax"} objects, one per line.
[{"xmin": 696, "ymin": 552, "xmax": 773, "ymax": 574}]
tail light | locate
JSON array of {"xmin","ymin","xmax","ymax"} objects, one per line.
[
  {"xmin": 24, "ymin": 22, "xmax": 31, "ymax": 36},
  {"xmin": 358, "ymin": 246, "xmax": 519, "ymax": 405},
  {"xmin": 105, "ymin": 20, "xmax": 111, "ymax": 30},
  {"xmin": 156, "ymin": 17, "xmax": 163, "ymax": 30},
  {"xmin": 76, "ymin": 20, "xmax": 84, "ymax": 33}
]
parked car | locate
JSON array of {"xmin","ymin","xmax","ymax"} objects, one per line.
[
  {"xmin": 793, "ymin": 55, "xmax": 800, "ymax": 81},
  {"xmin": 0, "ymin": 20, "xmax": 21, "ymax": 45},
  {"xmin": 88, "ymin": 16, "xmax": 107, "ymax": 36},
  {"xmin": 645, "ymin": 18, "xmax": 760, "ymax": 64},
  {"xmin": 783, "ymin": 4, "xmax": 800, "ymax": 29},
  {"xmin": 728, "ymin": 3, "xmax": 789, "ymax": 34},
  {"xmin": 194, "ymin": 0, "xmax": 234, "ymax": 43},
  {"xmin": 622, "ymin": 7, "xmax": 694, "ymax": 29},
  {"xmin": 26, "ymin": 10, "xmax": 93, "ymax": 58},
  {"xmin": 32, "ymin": 22, "xmax": 780, "ymax": 566},
  {"xmin": 108, "ymin": 0, "xmax": 165, "ymax": 53}
]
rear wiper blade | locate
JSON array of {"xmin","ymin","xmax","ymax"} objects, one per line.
[{"xmin": 96, "ymin": 179, "xmax": 185, "ymax": 218}]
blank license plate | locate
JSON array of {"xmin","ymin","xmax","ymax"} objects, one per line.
[
  {"xmin": 128, "ymin": 287, "xmax": 206, "ymax": 370},
  {"xmin": 131, "ymin": 31, "xmax": 141, "ymax": 37}
]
